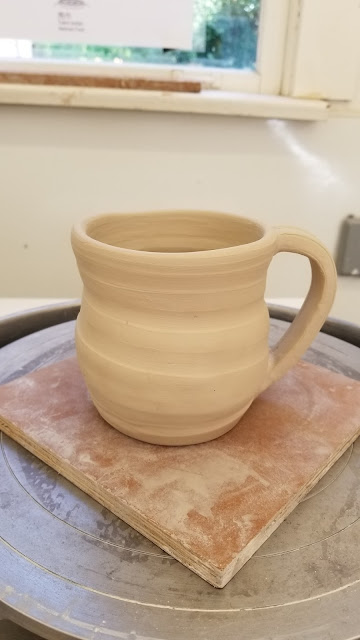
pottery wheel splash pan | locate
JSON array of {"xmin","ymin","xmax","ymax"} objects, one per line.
[{"xmin": 0, "ymin": 305, "xmax": 360, "ymax": 639}]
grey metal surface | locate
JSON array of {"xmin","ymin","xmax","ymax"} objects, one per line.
[
  {"xmin": 0, "ymin": 317, "xmax": 360, "ymax": 640},
  {"xmin": 0, "ymin": 300, "xmax": 80, "ymax": 349},
  {"xmin": 0, "ymin": 620, "xmax": 41, "ymax": 639},
  {"xmin": 336, "ymin": 214, "xmax": 360, "ymax": 276}
]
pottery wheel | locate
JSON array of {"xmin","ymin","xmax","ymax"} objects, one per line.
[{"xmin": 1, "ymin": 308, "xmax": 360, "ymax": 640}]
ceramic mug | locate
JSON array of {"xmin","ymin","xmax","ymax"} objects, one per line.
[{"xmin": 71, "ymin": 211, "xmax": 337, "ymax": 445}]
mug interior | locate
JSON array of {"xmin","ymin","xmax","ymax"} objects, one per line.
[{"xmin": 86, "ymin": 211, "xmax": 265, "ymax": 253}]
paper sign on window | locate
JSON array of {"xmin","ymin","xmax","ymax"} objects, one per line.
[{"xmin": 0, "ymin": 0, "xmax": 194, "ymax": 50}]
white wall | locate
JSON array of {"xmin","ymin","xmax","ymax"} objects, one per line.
[{"xmin": 0, "ymin": 105, "xmax": 359, "ymax": 323}]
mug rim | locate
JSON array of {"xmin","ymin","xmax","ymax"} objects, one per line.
[{"xmin": 72, "ymin": 210, "xmax": 277, "ymax": 263}]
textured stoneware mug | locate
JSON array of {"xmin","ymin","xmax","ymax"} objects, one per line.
[{"xmin": 71, "ymin": 211, "xmax": 337, "ymax": 446}]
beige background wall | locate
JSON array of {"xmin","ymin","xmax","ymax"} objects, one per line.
[{"xmin": 0, "ymin": 105, "xmax": 359, "ymax": 322}]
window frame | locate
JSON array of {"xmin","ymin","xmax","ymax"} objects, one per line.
[
  {"xmin": 0, "ymin": 0, "xmax": 289, "ymax": 93},
  {"xmin": 0, "ymin": 0, "xmax": 359, "ymax": 120},
  {"xmin": 282, "ymin": 0, "xmax": 360, "ymax": 101}
]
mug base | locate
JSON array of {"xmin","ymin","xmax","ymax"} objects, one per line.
[{"xmin": 92, "ymin": 400, "xmax": 253, "ymax": 446}]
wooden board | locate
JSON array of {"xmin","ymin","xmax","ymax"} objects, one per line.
[
  {"xmin": 0, "ymin": 72, "xmax": 202, "ymax": 93},
  {"xmin": 0, "ymin": 356, "xmax": 360, "ymax": 588}
]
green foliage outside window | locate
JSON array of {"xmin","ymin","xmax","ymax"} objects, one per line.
[{"xmin": 33, "ymin": 0, "xmax": 260, "ymax": 70}]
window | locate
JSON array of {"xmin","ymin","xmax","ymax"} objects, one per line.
[
  {"xmin": 0, "ymin": 0, "xmax": 359, "ymax": 119},
  {"xmin": 32, "ymin": 0, "xmax": 261, "ymax": 71},
  {"xmin": 0, "ymin": 0, "xmax": 289, "ymax": 93}
]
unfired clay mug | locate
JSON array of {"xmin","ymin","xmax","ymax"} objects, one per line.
[{"xmin": 71, "ymin": 211, "xmax": 337, "ymax": 446}]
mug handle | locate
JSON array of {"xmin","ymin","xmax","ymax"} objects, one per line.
[{"xmin": 263, "ymin": 226, "xmax": 337, "ymax": 390}]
